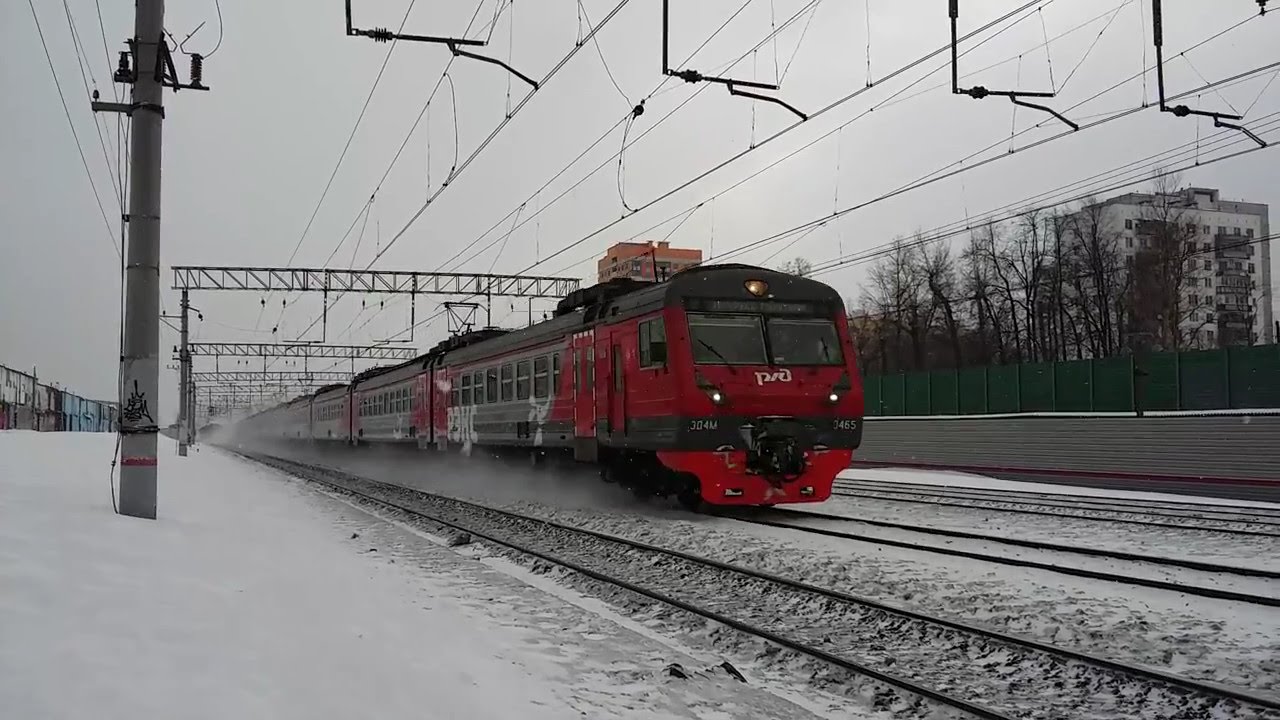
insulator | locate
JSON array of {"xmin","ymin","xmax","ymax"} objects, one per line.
[
  {"xmin": 189, "ymin": 54, "xmax": 204, "ymax": 87},
  {"xmin": 370, "ymin": 28, "xmax": 393, "ymax": 43},
  {"xmin": 114, "ymin": 50, "xmax": 132, "ymax": 84}
]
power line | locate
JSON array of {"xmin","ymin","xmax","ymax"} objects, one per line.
[
  {"xmin": 720, "ymin": 93, "xmax": 1280, "ymax": 278},
  {"xmin": 597, "ymin": 38, "xmax": 1280, "ymax": 281},
  {"xmin": 27, "ymin": 0, "xmax": 120, "ymax": 260},
  {"xmin": 768, "ymin": 113, "xmax": 1280, "ymax": 274},
  {"xmin": 366, "ymin": 0, "xmax": 638, "ymax": 269},
  {"xmin": 282, "ymin": 0, "xmax": 421, "ymax": 269},
  {"xmin": 448, "ymin": 0, "xmax": 998, "ymax": 282},
  {"xmin": 266, "ymin": 0, "xmax": 494, "ymax": 343},
  {"xmin": 808, "ymin": 119, "xmax": 1280, "ymax": 279},
  {"xmin": 510, "ymin": 1, "xmax": 1044, "ymax": 278},
  {"xmin": 369, "ymin": 0, "xmax": 1035, "ymax": 341},
  {"xmin": 289, "ymin": 0, "xmax": 644, "ymax": 346},
  {"xmin": 61, "ymin": 0, "xmax": 122, "ymax": 202}
]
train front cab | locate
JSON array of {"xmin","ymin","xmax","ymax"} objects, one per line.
[{"xmin": 645, "ymin": 267, "xmax": 864, "ymax": 506}]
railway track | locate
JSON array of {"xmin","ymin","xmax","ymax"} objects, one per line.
[
  {"xmin": 726, "ymin": 508, "xmax": 1280, "ymax": 607},
  {"xmin": 833, "ymin": 478, "xmax": 1280, "ymax": 538},
  {"xmin": 231, "ymin": 448, "xmax": 1280, "ymax": 720}
]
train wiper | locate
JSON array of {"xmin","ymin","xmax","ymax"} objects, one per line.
[{"xmin": 696, "ymin": 337, "xmax": 737, "ymax": 374}]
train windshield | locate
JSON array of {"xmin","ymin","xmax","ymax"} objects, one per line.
[
  {"xmin": 688, "ymin": 313, "xmax": 843, "ymax": 366},
  {"xmin": 767, "ymin": 318, "xmax": 843, "ymax": 365},
  {"xmin": 687, "ymin": 313, "xmax": 767, "ymax": 364}
]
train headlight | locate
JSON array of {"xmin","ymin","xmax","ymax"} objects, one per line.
[
  {"xmin": 744, "ymin": 279, "xmax": 769, "ymax": 297},
  {"xmin": 711, "ymin": 391, "xmax": 725, "ymax": 404},
  {"xmin": 827, "ymin": 392, "xmax": 839, "ymax": 404}
]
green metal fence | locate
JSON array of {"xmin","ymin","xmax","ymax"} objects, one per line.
[{"xmin": 862, "ymin": 345, "xmax": 1280, "ymax": 415}]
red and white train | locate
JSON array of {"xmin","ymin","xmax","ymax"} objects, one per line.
[{"xmin": 236, "ymin": 264, "xmax": 865, "ymax": 508}]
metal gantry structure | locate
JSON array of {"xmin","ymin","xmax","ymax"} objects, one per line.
[{"xmin": 170, "ymin": 266, "xmax": 580, "ymax": 451}]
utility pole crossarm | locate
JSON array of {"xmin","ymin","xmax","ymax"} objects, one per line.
[{"xmin": 171, "ymin": 266, "xmax": 580, "ymax": 298}]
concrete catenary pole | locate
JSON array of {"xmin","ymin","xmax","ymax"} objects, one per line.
[
  {"xmin": 117, "ymin": 0, "xmax": 165, "ymax": 518},
  {"xmin": 177, "ymin": 290, "xmax": 189, "ymax": 456}
]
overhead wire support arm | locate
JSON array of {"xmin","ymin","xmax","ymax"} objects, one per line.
[
  {"xmin": 661, "ymin": 0, "xmax": 807, "ymax": 120},
  {"xmin": 344, "ymin": 1, "xmax": 534, "ymax": 87},
  {"xmin": 1151, "ymin": 0, "xmax": 1266, "ymax": 147},
  {"xmin": 949, "ymin": 0, "xmax": 1077, "ymax": 131},
  {"xmin": 448, "ymin": 42, "xmax": 538, "ymax": 89}
]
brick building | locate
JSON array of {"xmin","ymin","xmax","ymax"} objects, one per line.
[{"xmin": 597, "ymin": 241, "xmax": 702, "ymax": 284}]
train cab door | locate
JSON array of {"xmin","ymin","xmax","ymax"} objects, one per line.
[
  {"xmin": 572, "ymin": 330, "xmax": 596, "ymax": 461},
  {"xmin": 596, "ymin": 330, "xmax": 626, "ymax": 442}
]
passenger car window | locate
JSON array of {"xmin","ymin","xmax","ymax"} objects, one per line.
[
  {"xmin": 533, "ymin": 357, "xmax": 549, "ymax": 399},
  {"xmin": 516, "ymin": 360, "xmax": 531, "ymax": 400},
  {"xmin": 501, "ymin": 364, "xmax": 514, "ymax": 401}
]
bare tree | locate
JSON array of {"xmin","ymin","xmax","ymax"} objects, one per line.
[
  {"xmin": 1130, "ymin": 173, "xmax": 1204, "ymax": 351},
  {"xmin": 778, "ymin": 257, "xmax": 814, "ymax": 277},
  {"xmin": 917, "ymin": 242, "xmax": 964, "ymax": 367},
  {"xmin": 1064, "ymin": 198, "xmax": 1129, "ymax": 358},
  {"xmin": 860, "ymin": 238, "xmax": 935, "ymax": 371}
]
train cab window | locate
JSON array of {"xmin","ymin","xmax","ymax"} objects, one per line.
[
  {"xmin": 533, "ymin": 357, "xmax": 549, "ymax": 399},
  {"xmin": 460, "ymin": 374, "xmax": 472, "ymax": 405},
  {"xmin": 473, "ymin": 371, "xmax": 485, "ymax": 404},
  {"xmin": 516, "ymin": 360, "xmax": 531, "ymax": 400},
  {"xmin": 767, "ymin": 318, "xmax": 844, "ymax": 365},
  {"xmin": 639, "ymin": 318, "xmax": 667, "ymax": 368},
  {"xmin": 451, "ymin": 379, "xmax": 460, "ymax": 407},
  {"xmin": 687, "ymin": 313, "xmax": 766, "ymax": 365},
  {"xmin": 486, "ymin": 368, "xmax": 498, "ymax": 404},
  {"xmin": 552, "ymin": 353, "xmax": 560, "ymax": 393},
  {"xmin": 501, "ymin": 364, "xmax": 514, "ymax": 401},
  {"xmin": 572, "ymin": 350, "xmax": 579, "ymax": 392}
]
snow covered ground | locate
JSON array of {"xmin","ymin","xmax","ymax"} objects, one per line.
[
  {"xmin": 0, "ymin": 432, "xmax": 856, "ymax": 720},
  {"xmin": 841, "ymin": 467, "xmax": 1280, "ymax": 511},
  {"xmin": 231, "ymin": 440, "xmax": 1280, "ymax": 694},
  {"xmin": 809, "ymin": 490, "xmax": 1280, "ymax": 570}
]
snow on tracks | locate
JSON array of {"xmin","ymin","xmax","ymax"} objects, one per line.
[{"xmin": 235, "ymin": 449, "xmax": 1280, "ymax": 720}]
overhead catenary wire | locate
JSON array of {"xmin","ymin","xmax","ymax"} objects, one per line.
[
  {"xmin": 552, "ymin": 46, "xmax": 1280, "ymax": 283},
  {"xmin": 296, "ymin": 0, "xmax": 641, "ymax": 347},
  {"xmin": 378, "ymin": 2, "xmax": 1047, "ymax": 341},
  {"xmin": 438, "ymin": 0, "xmax": 828, "ymax": 279},
  {"xmin": 779, "ymin": 0, "xmax": 824, "ymax": 86},
  {"xmin": 61, "ymin": 0, "xmax": 121, "ymax": 199},
  {"xmin": 28, "ymin": 0, "xmax": 120, "ymax": 260},
  {"xmin": 804, "ymin": 118, "xmax": 1280, "ymax": 279},
  {"xmin": 509, "ymin": 1, "xmax": 1045, "ymax": 278},
  {"xmin": 365, "ymin": 0, "xmax": 638, "ymax": 270},
  {"xmin": 269, "ymin": 0, "xmax": 490, "ymax": 346},
  {"xmin": 714, "ymin": 79, "xmax": 1280, "ymax": 275},
  {"xmin": 282, "ymin": 0, "xmax": 421, "ymax": 269},
  {"xmin": 661, "ymin": 24, "xmax": 1280, "ymax": 275}
]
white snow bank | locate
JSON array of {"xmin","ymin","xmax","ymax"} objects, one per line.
[
  {"xmin": 840, "ymin": 466, "xmax": 1280, "ymax": 510},
  {"xmin": 0, "ymin": 433, "xmax": 831, "ymax": 720}
]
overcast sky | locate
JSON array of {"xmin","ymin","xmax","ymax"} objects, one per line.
[{"xmin": 3, "ymin": 0, "xmax": 1278, "ymax": 420}]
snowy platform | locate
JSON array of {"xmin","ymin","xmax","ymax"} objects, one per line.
[{"xmin": 0, "ymin": 433, "xmax": 828, "ymax": 720}]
